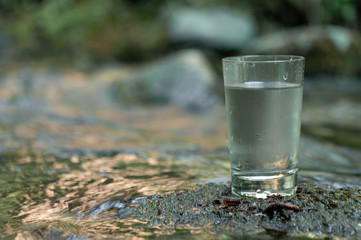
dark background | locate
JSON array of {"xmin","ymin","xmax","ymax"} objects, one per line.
[{"xmin": 1, "ymin": 0, "xmax": 361, "ymax": 77}]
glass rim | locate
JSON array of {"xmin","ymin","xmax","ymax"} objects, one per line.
[{"xmin": 223, "ymin": 55, "xmax": 304, "ymax": 64}]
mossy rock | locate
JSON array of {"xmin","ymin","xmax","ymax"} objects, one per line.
[{"xmin": 119, "ymin": 183, "xmax": 361, "ymax": 238}]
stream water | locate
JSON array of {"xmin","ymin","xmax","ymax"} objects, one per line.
[{"xmin": 0, "ymin": 66, "xmax": 361, "ymax": 238}]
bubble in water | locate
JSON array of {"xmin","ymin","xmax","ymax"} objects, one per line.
[
  {"xmin": 225, "ymin": 67, "xmax": 229, "ymax": 71},
  {"xmin": 250, "ymin": 63, "xmax": 255, "ymax": 67},
  {"xmin": 283, "ymin": 72, "xmax": 288, "ymax": 80}
]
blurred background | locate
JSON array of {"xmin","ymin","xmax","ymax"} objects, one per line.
[
  {"xmin": 1, "ymin": 0, "xmax": 361, "ymax": 112},
  {"xmin": 1, "ymin": 0, "xmax": 361, "ymax": 238},
  {"xmin": 1, "ymin": 0, "xmax": 361, "ymax": 74}
]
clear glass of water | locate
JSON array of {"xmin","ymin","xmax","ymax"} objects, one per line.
[{"xmin": 222, "ymin": 55, "xmax": 305, "ymax": 198}]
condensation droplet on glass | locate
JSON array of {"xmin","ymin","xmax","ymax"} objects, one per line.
[
  {"xmin": 250, "ymin": 63, "xmax": 255, "ymax": 67},
  {"xmin": 230, "ymin": 110, "xmax": 232, "ymax": 115},
  {"xmin": 283, "ymin": 72, "xmax": 288, "ymax": 80},
  {"xmin": 231, "ymin": 135, "xmax": 234, "ymax": 141}
]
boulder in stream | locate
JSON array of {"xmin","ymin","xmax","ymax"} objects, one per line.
[{"xmin": 112, "ymin": 49, "xmax": 221, "ymax": 112}]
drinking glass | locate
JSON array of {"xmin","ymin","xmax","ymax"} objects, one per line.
[{"xmin": 222, "ymin": 55, "xmax": 305, "ymax": 197}]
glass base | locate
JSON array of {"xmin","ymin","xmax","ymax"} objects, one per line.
[{"xmin": 231, "ymin": 168, "xmax": 298, "ymax": 198}]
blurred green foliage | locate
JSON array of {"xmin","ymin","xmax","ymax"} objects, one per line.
[
  {"xmin": 0, "ymin": 0, "xmax": 168, "ymax": 61},
  {"xmin": 0, "ymin": 0, "xmax": 360, "ymax": 61},
  {"xmin": 321, "ymin": 0, "xmax": 358, "ymax": 25}
]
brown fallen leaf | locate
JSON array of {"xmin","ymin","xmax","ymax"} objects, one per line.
[
  {"xmin": 223, "ymin": 198, "xmax": 240, "ymax": 206},
  {"xmin": 263, "ymin": 202, "xmax": 300, "ymax": 215}
]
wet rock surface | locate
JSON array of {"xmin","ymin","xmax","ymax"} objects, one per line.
[
  {"xmin": 0, "ymin": 64, "xmax": 361, "ymax": 239},
  {"xmin": 115, "ymin": 184, "xmax": 361, "ymax": 238}
]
